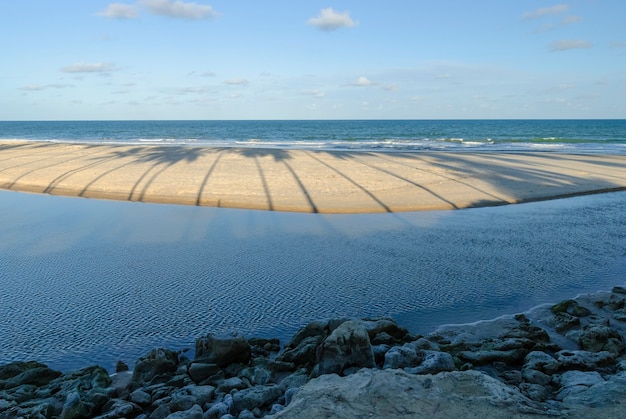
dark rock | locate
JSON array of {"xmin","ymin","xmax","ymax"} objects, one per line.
[
  {"xmin": 458, "ymin": 349, "xmax": 527, "ymax": 366},
  {"xmin": 555, "ymin": 350, "xmax": 616, "ymax": 372},
  {"xmin": 195, "ymin": 332, "xmax": 251, "ymax": 368},
  {"xmin": 132, "ymin": 349, "xmax": 179, "ymax": 386},
  {"xmin": 313, "ymin": 321, "xmax": 375, "ymax": 377},
  {"xmin": 216, "ymin": 377, "xmax": 247, "ymax": 393},
  {"xmin": 361, "ymin": 318, "xmax": 410, "ymax": 342},
  {"xmin": 552, "ymin": 312, "xmax": 581, "ymax": 333},
  {"xmin": 551, "ymin": 300, "xmax": 592, "ymax": 317},
  {"xmin": 612, "ymin": 286, "xmax": 626, "ymax": 295},
  {"xmin": 0, "ymin": 365, "xmax": 62, "ymax": 390},
  {"xmin": 115, "ymin": 361, "xmax": 129, "ymax": 373},
  {"xmin": 187, "ymin": 362, "xmax": 220, "ymax": 384},
  {"xmin": 275, "ymin": 336, "xmax": 322, "ymax": 367},
  {"xmin": 578, "ymin": 324, "xmax": 625, "ymax": 356},
  {"xmin": 130, "ymin": 389, "xmax": 152, "ymax": 406},
  {"xmin": 163, "ymin": 404, "xmax": 203, "ymax": 419}
]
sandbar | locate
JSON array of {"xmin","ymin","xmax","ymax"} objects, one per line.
[{"xmin": 1, "ymin": 140, "xmax": 625, "ymax": 213}]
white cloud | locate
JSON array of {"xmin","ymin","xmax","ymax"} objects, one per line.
[
  {"xmin": 140, "ymin": 0, "xmax": 218, "ymax": 20},
  {"xmin": 549, "ymin": 40, "xmax": 592, "ymax": 52},
  {"xmin": 304, "ymin": 89, "xmax": 325, "ymax": 97},
  {"xmin": 307, "ymin": 8, "xmax": 358, "ymax": 31},
  {"xmin": 522, "ymin": 4, "xmax": 569, "ymax": 20},
  {"xmin": 61, "ymin": 62, "xmax": 118, "ymax": 73},
  {"xmin": 97, "ymin": 3, "xmax": 139, "ymax": 19},
  {"xmin": 224, "ymin": 78, "xmax": 249, "ymax": 86},
  {"xmin": 352, "ymin": 76, "xmax": 376, "ymax": 86}
]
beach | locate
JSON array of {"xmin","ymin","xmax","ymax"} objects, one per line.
[{"xmin": 1, "ymin": 140, "xmax": 626, "ymax": 213}]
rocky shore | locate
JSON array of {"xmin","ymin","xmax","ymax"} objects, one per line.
[{"xmin": 2, "ymin": 287, "xmax": 626, "ymax": 419}]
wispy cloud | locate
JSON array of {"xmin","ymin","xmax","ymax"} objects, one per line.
[
  {"xmin": 224, "ymin": 78, "xmax": 249, "ymax": 86},
  {"xmin": 97, "ymin": 3, "xmax": 139, "ymax": 19},
  {"xmin": 61, "ymin": 62, "xmax": 118, "ymax": 73},
  {"xmin": 304, "ymin": 89, "xmax": 325, "ymax": 97},
  {"xmin": 140, "ymin": 0, "xmax": 218, "ymax": 20},
  {"xmin": 522, "ymin": 4, "xmax": 569, "ymax": 20},
  {"xmin": 611, "ymin": 41, "xmax": 626, "ymax": 49},
  {"xmin": 549, "ymin": 40, "xmax": 592, "ymax": 51},
  {"xmin": 19, "ymin": 84, "xmax": 73, "ymax": 91},
  {"xmin": 98, "ymin": 0, "xmax": 218, "ymax": 20},
  {"xmin": 562, "ymin": 15, "xmax": 582, "ymax": 25},
  {"xmin": 307, "ymin": 8, "xmax": 358, "ymax": 31},
  {"xmin": 352, "ymin": 76, "xmax": 377, "ymax": 86}
]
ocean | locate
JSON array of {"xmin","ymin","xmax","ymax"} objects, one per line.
[
  {"xmin": 1, "ymin": 119, "xmax": 626, "ymax": 373},
  {"xmin": 1, "ymin": 119, "xmax": 625, "ymax": 154}
]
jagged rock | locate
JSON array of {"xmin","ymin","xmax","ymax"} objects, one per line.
[
  {"xmin": 577, "ymin": 324, "xmax": 624, "ymax": 355},
  {"xmin": 269, "ymin": 369, "xmax": 556, "ymax": 418},
  {"xmin": 458, "ymin": 348, "xmax": 527, "ymax": 366},
  {"xmin": 97, "ymin": 399, "xmax": 142, "ymax": 419},
  {"xmin": 555, "ymin": 350, "xmax": 616, "ymax": 371},
  {"xmin": 555, "ymin": 370, "xmax": 604, "ymax": 401},
  {"xmin": 239, "ymin": 366, "xmax": 271, "ymax": 386},
  {"xmin": 0, "ymin": 362, "xmax": 62, "ymax": 391},
  {"xmin": 612, "ymin": 286, "xmax": 626, "ymax": 295},
  {"xmin": 232, "ymin": 385, "xmax": 282, "ymax": 411},
  {"xmin": 361, "ymin": 318, "xmax": 410, "ymax": 342},
  {"xmin": 560, "ymin": 371, "xmax": 626, "ymax": 415},
  {"xmin": 195, "ymin": 332, "xmax": 251, "ymax": 368},
  {"xmin": 519, "ymin": 383, "xmax": 551, "ymax": 402},
  {"xmin": 552, "ymin": 312, "xmax": 581, "ymax": 333},
  {"xmin": 132, "ymin": 349, "xmax": 179, "ymax": 385},
  {"xmin": 275, "ymin": 336, "xmax": 322, "ymax": 367},
  {"xmin": 312, "ymin": 321, "xmax": 375, "ymax": 377},
  {"xmin": 171, "ymin": 385, "xmax": 215, "ymax": 407}
]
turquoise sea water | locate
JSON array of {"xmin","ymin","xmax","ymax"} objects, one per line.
[{"xmin": 1, "ymin": 119, "xmax": 625, "ymax": 153}]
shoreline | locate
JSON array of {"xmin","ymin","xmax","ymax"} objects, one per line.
[
  {"xmin": 2, "ymin": 140, "xmax": 626, "ymax": 213},
  {"xmin": 2, "ymin": 286, "xmax": 626, "ymax": 418}
]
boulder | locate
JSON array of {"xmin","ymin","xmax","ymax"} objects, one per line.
[
  {"xmin": 383, "ymin": 345, "xmax": 423, "ymax": 369},
  {"xmin": 268, "ymin": 369, "xmax": 556, "ymax": 418},
  {"xmin": 232, "ymin": 385, "xmax": 282, "ymax": 412},
  {"xmin": 405, "ymin": 351, "xmax": 455, "ymax": 375},
  {"xmin": 312, "ymin": 321, "xmax": 375, "ymax": 377},
  {"xmin": 195, "ymin": 332, "xmax": 251, "ymax": 368},
  {"xmin": 132, "ymin": 348, "xmax": 179, "ymax": 385}
]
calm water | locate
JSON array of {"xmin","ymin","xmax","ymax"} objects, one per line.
[
  {"xmin": 1, "ymin": 190, "xmax": 625, "ymax": 372},
  {"xmin": 1, "ymin": 119, "xmax": 625, "ymax": 153}
]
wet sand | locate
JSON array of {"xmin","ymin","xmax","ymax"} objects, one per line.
[{"xmin": 1, "ymin": 140, "xmax": 625, "ymax": 213}]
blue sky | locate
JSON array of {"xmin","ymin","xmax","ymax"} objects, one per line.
[{"xmin": 2, "ymin": 1, "xmax": 625, "ymax": 120}]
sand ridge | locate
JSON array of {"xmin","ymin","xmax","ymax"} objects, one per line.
[{"xmin": 1, "ymin": 140, "xmax": 625, "ymax": 213}]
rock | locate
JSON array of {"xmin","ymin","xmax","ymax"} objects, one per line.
[
  {"xmin": 383, "ymin": 345, "xmax": 423, "ymax": 369},
  {"xmin": 60, "ymin": 390, "xmax": 91, "ymax": 419},
  {"xmin": 216, "ymin": 377, "xmax": 247, "ymax": 393},
  {"xmin": 269, "ymin": 403, "xmax": 284, "ymax": 414},
  {"xmin": 237, "ymin": 409, "xmax": 255, "ymax": 419},
  {"xmin": 115, "ymin": 361, "xmax": 129, "ymax": 373},
  {"xmin": 560, "ymin": 371, "xmax": 626, "ymax": 414},
  {"xmin": 204, "ymin": 401, "xmax": 229, "ymax": 418},
  {"xmin": 195, "ymin": 332, "xmax": 251, "ymax": 368},
  {"xmin": 556, "ymin": 370, "xmax": 604, "ymax": 389},
  {"xmin": 519, "ymin": 383, "xmax": 551, "ymax": 402},
  {"xmin": 172, "ymin": 385, "xmax": 215, "ymax": 407},
  {"xmin": 187, "ymin": 362, "xmax": 220, "ymax": 384},
  {"xmin": 275, "ymin": 336, "xmax": 323, "ymax": 367},
  {"xmin": 163, "ymin": 404, "xmax": 203, "ymax": 419},
  {"xmin": 132, "ymin": 348, "xmax": 180, "ymax": 385},
  {"xmin": 551, "ymin": 300, "xmax": 592, "ymax": 317},
  {"xmin": 555, "ymin": 350, "xmax": 616, "ymax": 371},
  {"xmin": 458, "ymin": 348, "xmax": 527, "ymax": 366},
  {"xmin": 312, "ymin": 321, "xmax": 375, "ymax": 377},
  {"xmin": 612, "ymin": 286, "xmax": 626, "ymax": 295},
  {"xmin": 552, "ymin": 312, "xmax": 581, "ymax": 333},
  {"xmin": 405, "ymin": 350, "xmax": 455, "ymax": 375},
  {"xmin": 577, "ymin": 324, "xmax": 624, "ymax": 356},
  {"xmin": 0, "ymin": 362, "xmax": 62, "ymax": 391},
  {"xmin": 232, "ymin": 385, "xmax": 282, "ymax": 412},
  {"xmin": 361, "ymin": 318, "xmax": 410, "ymax": 342},
  {"xmin": 130, "ymin": 389, "xmax": 152, "ymax": 406},
  {"xmin": 239, "ymin": 366, "xmax": 271, "ymax": 386},
  {"xmin": 268, "ymin": 369, "xmax": 556, "ymax": 418},
  {"xmin": 98, "ymin": 398, "xmax": 142, "ymax": 419}
]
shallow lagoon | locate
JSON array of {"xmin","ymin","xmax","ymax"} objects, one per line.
[{"xmin": 1, "ymin": 190, "xmax": 625, "ymax": 372}]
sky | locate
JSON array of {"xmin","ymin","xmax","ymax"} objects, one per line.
[{"xmin": 2, "ymin": 1, "xmax": 625, "ymax": 120}]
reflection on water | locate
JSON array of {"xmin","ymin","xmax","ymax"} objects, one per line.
[{"xmin": 1, "ymin": 190, "xmax": 625, "ymax": 372}]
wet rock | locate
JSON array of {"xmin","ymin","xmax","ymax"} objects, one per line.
[
  {"xmin": 612, "ymin": 286, "xmax": 626, "ymax": 295},
  {"xmin": 361, "ymin": 317, "xmax": 410, "ymax": 342},
  {"xmin": 312, "ymin": 321, "xmax": 375, "ymax": 377},
  {"xmin": 458, "ymin": 348, "xmax": 527, "ymax": 366},
  {"xmin": 577, "ymin": 324, "xmax": 624, "ymax": 356},
  {"xmin": 552, "ymin": 312, "xmax": 581, "ymax": 333},
  {"xmin": 132, "ymin": 349, "xmax": 180, "ymax": 386},
  {"xmin": 551, "ymin": 300, "xmax": 592, "ymax": 317},
  {"xmin": 195, "ymin": 332, "xmax": 251, "ymax": 368},
  {"xmin": 115, "ymin": 361, "xmax": 129, "ymax": 373}
]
